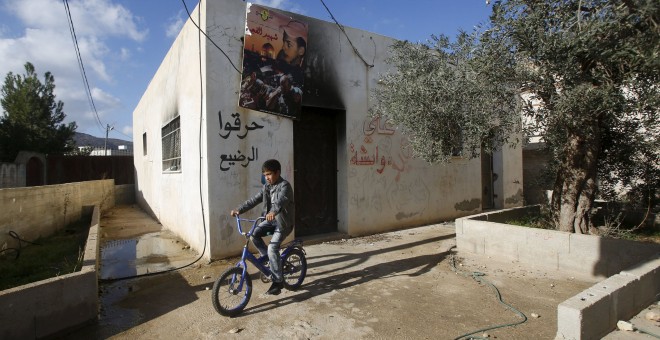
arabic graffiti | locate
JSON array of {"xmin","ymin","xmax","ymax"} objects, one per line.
[
  {"xmin": 348, "ymin": 115, "xmax": 429, "ymax": 218},
  {"xmin": 220, "ymin": 146, "xmax": 259, "ymax": 171},
  {"xmin": 363, "ymin": 115, "xmax": 395, "ymax": 136},
  {"xmin": 350, "ymin": 115, "xmax": 411, "ymax": 181},
  {"xmin": 218, "ymin": 110, "xmax": 264, "ymax": 139},
  {"xmin": 218, "ymin": 110, "xmax": 264, "ymax": 172}
]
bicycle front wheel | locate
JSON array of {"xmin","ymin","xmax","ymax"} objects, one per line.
[
  {"xmin": 282, "ymin": 248, "xmax": 307, "ymax": 290},
  {"xmin": 212, "ymin": 266, "xmax": 252, "ymax": 316}
]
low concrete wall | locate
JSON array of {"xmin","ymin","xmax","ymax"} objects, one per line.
[
  {"xmin": 456, "ymin": 206, "xmax": 660, "ymax": 340},
  {"xmin": 556, "ymin": 255, "xmax": 660, "ymax": 340},
  {"xmin": 455, "ymin": 206, "xmax": 660, "ymax": 280},
  {"xmin": 0, "ymin": 205, "xmax": 100, "ymax": 339},
  {"xmin": 0, "ymin": 179, "xmax": 114, "ymax": 251}
]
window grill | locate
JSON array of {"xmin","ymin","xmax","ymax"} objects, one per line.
[{"xmin": 162, "ymin": 117, "xmax": 181, "ymax": 172}]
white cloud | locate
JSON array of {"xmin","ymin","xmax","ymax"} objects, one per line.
[
  {"xmin": 119, "ymin": 47, "xmax": 130, "ymax": 61},
  {"xmin": 166, "ymin": 11, "xmax": 185, "ymax": 39},
  {"xmin": 0, "ymin": 0, "xmax": 147, "ymax": 136},
  {"xmin": 253, "ymin": 0, "xmax": 305, "ymax": 15},
  {"xmin": 121, "ymin": 125, "xmax": 133, "ymax": 137},
  {"xmin": 7, "ymin": 0, "xmax": 147, "ymax": 41}
]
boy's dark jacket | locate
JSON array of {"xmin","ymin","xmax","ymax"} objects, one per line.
[{"xmin": 235, "ymin": 177, "xmax": 295, "ymax": 231}]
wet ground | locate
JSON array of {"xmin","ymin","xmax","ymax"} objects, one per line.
[
  {"xmin": 98, "ymin": 205, "xmax": 200, "ymax": 281},
  {"xmin": 63, "ymin": 205, "xmax": 658, "ymax": 339}
]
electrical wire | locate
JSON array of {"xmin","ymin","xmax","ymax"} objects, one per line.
[
  {"xmin": 319, "ymin": 0, "xmax": 374, "ymax": 68},
  {"xmin": 194, "ymin": 0, "xmax": 209, "ymax": 271},
  {"xmin": 0, "ymin": 231, "xmax": 40, "ymax": 260},
  {"xmin": 62, "ymin": 0, "xmax": 105, "ymax": 134},
  {"xmin": 112, "ymin": 129, "xmax": 133, "ymax": 141},
  {"xmin": 181, "ymin": 0, "xmax": 242, "ymax": 75},
  {"xmin": 449, "ymin": 255, "xmax": 527, "ymax": 340}
]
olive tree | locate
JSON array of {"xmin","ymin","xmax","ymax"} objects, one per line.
[{"xmin": 372, "ymin": 0, "xmax": 659, "ymax": 233}]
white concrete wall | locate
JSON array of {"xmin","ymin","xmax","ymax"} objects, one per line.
[
  {"xmin": 133, "ymin": 3, "xmax": 209, "ymax": 255},
  {"xmin": 204, "ymin": 0, "xmax": 295, "ymax": 258},
  {"xmin": 133, "ymin": 0, "xmax": 523, "ymax": 259},
  {"xmin": 493, "ymin": 136, "xmax": 524, "ymax": 209},
  {"xmin": 295, "ymin": 14, "xmax": 490, "ymax": 236}
]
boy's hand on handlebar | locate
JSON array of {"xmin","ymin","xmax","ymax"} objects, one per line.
[
  {"xmin": 230, "ymin": 210, "xmax": 239, "ymax": 217},
  {"xmin": 265, "ymin": 212, "xmax": 275, "ymax": 221}
]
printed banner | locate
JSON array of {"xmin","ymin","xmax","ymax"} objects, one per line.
[{"xmin": 239, "ymin": 4, "xmax": 308, "ymax": 119}]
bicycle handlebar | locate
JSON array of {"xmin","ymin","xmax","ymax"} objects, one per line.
[{"xmin": 234, "ymin": 215, "xmax": 266, "ymax": 236}]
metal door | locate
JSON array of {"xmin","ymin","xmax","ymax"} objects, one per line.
[{"xmin": 293, "ymin": 108, "xmax": 338, "ymax": 236}]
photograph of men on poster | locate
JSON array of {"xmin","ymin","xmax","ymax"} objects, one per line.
[{"xmin": 239, "ymin": 4, "xmax": 308, "ymax": 119}]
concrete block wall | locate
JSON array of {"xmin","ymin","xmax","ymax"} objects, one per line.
[
  {"xmin": 456, "ymin": 206, "xmax": 660, "ymax": 340},
  {"xmin": 556, "ymin": 255, "xmax": 660, "ymax": 340},
  {"xmin": 456, "ymin": 206, "xmax": 660, "ymax": 280},
  {"xmin": 0, "ymin": 179, "xmax": 114, "ymax": 251},
  {"xmin": 0, "ymin": 205, "xmax": 100, "ymax": 339}
]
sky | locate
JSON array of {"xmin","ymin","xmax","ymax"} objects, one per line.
[{"xmin": 0, "ymin": 0, "xmax": 493, "ymax": 141}]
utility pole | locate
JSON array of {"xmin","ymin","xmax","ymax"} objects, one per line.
[{"xmin": 104, "ymin": 124, "xmax": 114, "ymax": 156}]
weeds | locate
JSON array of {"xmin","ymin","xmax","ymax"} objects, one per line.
[
  {"xmin": 0, "ymin": 218, "xmax": 90, "ymax": 291},
  {"xmin": 504, "ymin": 208, "xmax": 659, "ymax": 244},
  {"xmin": 505, "ymin": 212, "xmax": 555, "ymax": 230}
]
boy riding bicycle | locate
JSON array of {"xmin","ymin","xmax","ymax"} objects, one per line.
[{"xmin": 230, "ymin": 159, "xmax": 295, "ymax": 295}]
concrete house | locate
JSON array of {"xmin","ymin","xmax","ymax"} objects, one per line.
[{"xmin": 133, "ymin": 0, "xmax": 523, "ymax": 260}]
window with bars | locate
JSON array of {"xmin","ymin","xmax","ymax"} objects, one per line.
[{"xmin": 162, "ymin": 116, "xmax": 181, "ymax": 172}]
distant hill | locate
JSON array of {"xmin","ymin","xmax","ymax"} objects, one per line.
[{"xmin": 73, "ymin": 132, "xmax": 133, "ymax": 149}]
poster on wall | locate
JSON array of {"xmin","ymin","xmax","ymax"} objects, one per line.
[{"xmin": 238, "ymin": 3, "xmax": 308, "ymax": 120}]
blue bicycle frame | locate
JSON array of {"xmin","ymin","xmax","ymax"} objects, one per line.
[
  {"xmin": 232, "ymin": 215, "xmax": 303, "ymax": 290},
  {"xmin": 212, "ymin": 215, "xmax": 307, "ymax": 316}
]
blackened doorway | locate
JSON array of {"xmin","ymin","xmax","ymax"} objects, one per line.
[{"xmin": 293, "ymin": 107, "xmax": 338, "ymax": 236}]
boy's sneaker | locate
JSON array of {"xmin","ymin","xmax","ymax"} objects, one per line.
[{"xmin": 266, "ymin": 281, "xmax": 284, "ymax": 295}]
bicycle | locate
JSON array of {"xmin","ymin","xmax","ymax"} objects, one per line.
[{"xmin": 212, "ymin": 215, "xmax": 307, "ymax": 316}]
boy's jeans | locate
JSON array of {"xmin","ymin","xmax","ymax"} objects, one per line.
[{"xmin": 251, "ymin": 217, "xmax": 292, "ymax": 283}]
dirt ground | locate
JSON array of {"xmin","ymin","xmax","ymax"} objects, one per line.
[{"xmin": 63, "ymin": 217, "xmax": 596, "ymax": 340}]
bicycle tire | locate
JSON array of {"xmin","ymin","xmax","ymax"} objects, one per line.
[
  {"xmin": 282, "ymin": 248, "xmax": 307, "ymax": 290},
  {"xmin": 212, "ymin": 266, "xmax": 252, "ymax": 316}
]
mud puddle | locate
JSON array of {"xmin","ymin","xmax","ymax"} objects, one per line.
[{"xmin": 100, "ymin": 231, "xmax": 198, "ymax": 280}]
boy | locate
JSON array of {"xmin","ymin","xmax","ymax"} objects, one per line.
[{"xmin": 230, "ymin": 159, "xmax": 295, "ymax": 295}]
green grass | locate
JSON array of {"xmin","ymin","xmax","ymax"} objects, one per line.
[{"xmin": 0, "ymin": 218, "xmax": 90, "ymax": 291}]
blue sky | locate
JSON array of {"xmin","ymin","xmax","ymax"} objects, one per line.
[{"xmin": 0, "ymin": 0, "xmax": 492, "ymax": 141}]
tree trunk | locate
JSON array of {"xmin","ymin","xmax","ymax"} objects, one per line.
[{"xmin": 551, "ymin": 131, "xmax": 600, "ymax": 233}]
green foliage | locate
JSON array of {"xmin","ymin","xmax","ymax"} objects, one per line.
[
  {"xmin": 0, "ymin": 62, "xmax": 77, "ymax": 162},
  {"xmin": 490, "ymin": 0, "xmax": 659, "ymax": 207},
  {"xmin": 0, "ymin": 218, "xmax": 89, "ymax": 291},
  {"xmin": 372, "ymin": 0, "xmax": 659, "ymax": 230},
  {"xmin": 371, "ymin": 32, "xmax": 522, "ymax": 163}
]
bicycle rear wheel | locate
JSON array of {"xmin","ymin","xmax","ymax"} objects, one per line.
[
  {"xmin": 282, "ymin": 248, "xmax": 307, "ymax": 290},
  {"xmin": 212, "ymin": 266, "xmax": 252, "ymax": 316}
]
